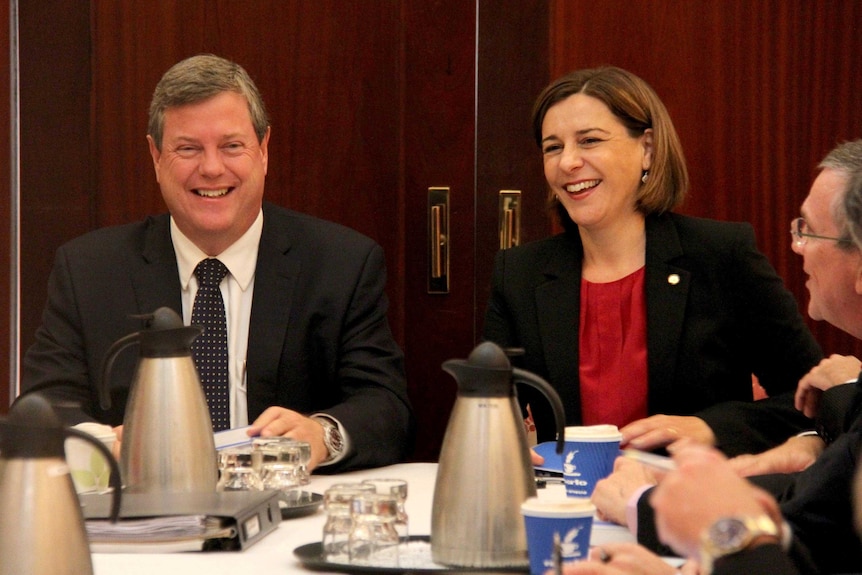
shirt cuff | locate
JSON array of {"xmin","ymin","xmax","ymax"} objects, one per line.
[
  {"xmin": 780, "ymin": 520, "xmax": 793, "ymax": 551},
  {"xmin": 625, "ymin": 484, "xmax": 654, "ymax": 536}
]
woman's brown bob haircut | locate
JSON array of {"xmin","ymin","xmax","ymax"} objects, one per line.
[{"xmin": 531, "ymin": 66, "xmax": 689, "ymax": 227}]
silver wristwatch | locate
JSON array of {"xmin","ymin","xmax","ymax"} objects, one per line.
[
  {"xmin": 699, "ymin": 515, "xmax": 780, "ymax": 575},
  {"xmin": 314, "ymin": 416, "xmax": 345, "ymax": 462}
]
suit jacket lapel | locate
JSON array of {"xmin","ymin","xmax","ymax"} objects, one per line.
[
  {"xmin": 644, "ymin": 214, "xmax": 690, "ymax": 407},
  {"xmin": 246, "ymin": 207, "xmax": 298, "ymax": 414},
  {"xmin": 536, "ymin": 236, "xmax": 583, "ymax": 421},
  {"xmin": 132, "ymin": 215, "xmax": 183, "ymax": 314}
]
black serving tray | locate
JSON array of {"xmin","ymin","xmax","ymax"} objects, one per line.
[
  {"xmin": 279, "ymin": 491, "xmax": 323, "ymax": 520},
  {"xmin": 293, "ymin": 536, "xmax": 528, "ymax": 573}
]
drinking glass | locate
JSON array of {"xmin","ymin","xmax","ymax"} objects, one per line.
[
  {"xmin": 217, "ymin": 446, "xmax": 255, "ymax": 472},
  {"xmin": 259, "ymin": 462, "xmax": 301, "ymax": 493},
  {"xmin": 216, "ymin": 466, "xmax": 263, "ymax": 492},
  {"xmin": 322, "ymin": 483, "xmax": 376, "ymax": 559},
  {"xmin": 361, "ymin": 478, "xmax": 409, "ymax": 541},
  {"xmin": 348, "ymin": 492, "xmax": 400, "ymax": 565},
  {"xmin": 252, "ymin": 437, "xmax": 312, "ymax": 485}
]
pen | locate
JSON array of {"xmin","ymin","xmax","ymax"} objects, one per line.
[
  {"xmin": 553, "ymin": 531, "xmax": 562, "ymax": 575},
  {"xmin": 620, "ymin": 449, "xmax": 677, "ymax": 471}
]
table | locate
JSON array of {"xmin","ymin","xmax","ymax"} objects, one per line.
[{"xmin": 92, "ymin": 462, "xmax": 635, "ymax": 575}]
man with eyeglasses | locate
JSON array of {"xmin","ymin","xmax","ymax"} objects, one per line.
[
  {"xmin": 578, "ymin": 140, "xmax": 862, "ymax": 575},
  {"xmin": 728, "ymin": 147, "xmax": 862, "ymax": 477}
]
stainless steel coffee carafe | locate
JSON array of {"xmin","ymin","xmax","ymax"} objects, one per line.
[
  {"xmin": 101, "ymin": 307, "xmax": 218, "ymax": 493},
  {"xmin": 431, "ymin": 341, "xmax": 565, "ymax": 568},
  {"xmin": 0, "ymin": 394, "xmax": 121, "ymax": 575}
]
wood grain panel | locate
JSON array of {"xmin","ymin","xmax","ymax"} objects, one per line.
[
  {"xmin": 475, "ymin": 0, "xmax": 550, "ymax": 337},
  {"xmin": 402, "ymin": 0, "xmax": 478, "ymax": 461},
  {"xmin": 17, "ymin": 0, "xmax": 92, "ymax": 387},
  {"xmin": 0, "ymin": 2, "xmax": 10, "ymax": 411},
  {"xmin": 549, "ymin": 0, "xmax": 862, "ymax": 358}
]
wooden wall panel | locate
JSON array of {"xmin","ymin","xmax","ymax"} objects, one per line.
[
  {"xmin": 402, "ymin": 0, "xmax": 478, "ymax": 461},
  {"xmin": 0, "ymin": 2, "xmax": 10, "ymax": 411},
  {"xmin": 549, "ymin": 0, "xmax": 862, "ymax": 358},
  {"xmin": 474, "ymin": 0, "xmax": 550, "ymax": 337},
  {"xmin": 18, "ymin": 0, "xmax": 92, "ymax": 399}
]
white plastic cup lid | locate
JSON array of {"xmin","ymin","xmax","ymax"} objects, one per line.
[
  {"xmin": 72, "ymin": 422, "xmax": 117, "ymax": 444},
  {"xmin": 564, "ymin": 424, "xmax": 622, "ymax": 442},
  {"xmin": 521, "ymin": 496, "xmax": 595, "ymax": 518}
]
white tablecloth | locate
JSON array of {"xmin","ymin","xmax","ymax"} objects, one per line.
[{"xmin": 92, "ymin": 462, "xmax": 635, "ymax": 574}]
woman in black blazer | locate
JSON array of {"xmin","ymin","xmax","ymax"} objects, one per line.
[{"xmin": 483, "ymin": 67, "xmax": 822, "ymax": 456}]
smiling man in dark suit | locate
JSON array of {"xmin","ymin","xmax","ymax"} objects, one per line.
[{"xmin": 18, "ymin": 54, "xmax": 414, "ymax": 473}]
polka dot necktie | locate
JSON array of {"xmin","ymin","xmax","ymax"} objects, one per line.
[{"xmin": 191, "ymin": 258, "xmax": 230, "ymax": 431}]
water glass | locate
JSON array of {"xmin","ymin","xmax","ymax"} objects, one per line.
[
  {"xmin": 259, "ymin": 462, "xmax": 301, "ymax": 493},
  {"xmin": 322, "ymin": 483, "xmax": 376, "ymax": 559},
  {"xmin": 361, "ymin": 478, "xmax": 409, "ymax": 541},
  {"xmin": 216, "ymin": 466, "xmax": 263, "ymax": 492},
  {"xmin": 217, "ymin": 446, "xmax": 255, "ymax": 472},
  {"xmin": 252, "ymin": 437, "xmax": 312, "ymax": 485},
  {"xmin": 348, "ymin": 492, "xmax": 400, "ymax": 564}
]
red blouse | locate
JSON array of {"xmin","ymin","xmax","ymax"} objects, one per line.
[{"xmin": 578, "ymin": 266, "xmax": 648, "ymax": 427}]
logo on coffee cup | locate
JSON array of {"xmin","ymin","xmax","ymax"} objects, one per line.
[
  {"xmin": 542, "ymin": 527, "xmax": 585, "ymax": 568},
  {"xmin": 563, "ymin": 450, "xmax": 578, "ymax": 474}
]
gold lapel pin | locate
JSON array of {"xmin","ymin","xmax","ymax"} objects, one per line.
[{"xmin": 667, "ymin": 274, "xmax": 680, "ymax": 285}]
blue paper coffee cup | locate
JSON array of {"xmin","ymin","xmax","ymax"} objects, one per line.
[
  {"xmin": 562, "ymin": 425, "xmax": 622, "ymax": 497},
  {"xmin": 521, "ymin": 496, "xmax": 595, "ymax": 575}
]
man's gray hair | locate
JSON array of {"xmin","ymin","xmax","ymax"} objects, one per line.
[
  {"xmin": 147, "ymin": 54, "xmax": 270, "ymax": 150},
  {"xmin": 820, "ymin": 140, "xmax": 862, "ymax": 250}
]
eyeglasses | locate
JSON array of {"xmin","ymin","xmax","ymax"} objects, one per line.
[{"xmin": 790, "ymin": 217, "xmax": 848, "ymax": 247}]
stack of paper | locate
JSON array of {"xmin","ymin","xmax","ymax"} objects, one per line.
[
  {"xmin": 79, "ymin": 490, "xmax": 282, "ymax": 553},
  {"xmin": 86, "ymin": 515, "xmax": 236, "ymax": 552}
]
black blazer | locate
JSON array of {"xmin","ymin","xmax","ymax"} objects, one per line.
[
  {"xmin": 713, "ymin": 544, "xmax": 808, "ymax": 575},
  {"xmin": 20, "ymin": 202, "xmax": 414, "ymax": 471},
  {"xmin": 483, "ymin": 212, "xmax": 821, "ymax": 455},
  {"xmin": 636, "ymin": 380, "xmax": 862, "ymax": 574}
]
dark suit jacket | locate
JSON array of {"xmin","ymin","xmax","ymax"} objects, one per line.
[
  {"xmin": 635, "ymin": 380, "xmax": 862, "ymax": 574},
  {"xmin": 19, "ymin": 202, "xmax": 414, "ymax": 472},
  {"xmin": 713, "ymin": 544, "xmax": 806, "ymax": 575},
  {"xmin": 483, "ymin": 212, "xmax": 821, "ymax": 455}
]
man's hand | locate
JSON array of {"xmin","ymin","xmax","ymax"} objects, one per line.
[
  {"xmin": 729, "ymin": 434, "xmax": 824, "ymax": 476},
  {"xmin": 651, "ymin": 445, "xmax": 783, "ymax": 561},
  {"xmin": 248, "ymin": 407, "xmax": 328, "ymax": 471},
  {"xmin": 795, "ymin": 354, "xmax": 861, "ymax": 418},
  {"xmin": 561, "ymin": 542, "xmax": 680, "ymax": 575},
  {"xmin": 621, "ymin": 415, "xmax": 715, "ymax": 452},
  {"xmin": 591, "ymin": 456, "xmax": 662, "ymax": 527}
]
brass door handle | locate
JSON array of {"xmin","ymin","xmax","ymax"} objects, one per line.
[
  {"xmin": 428, "ymin": 187, "xmax": 449, "ymax": 293},
  {"xmin": 499, "ymin": 190, "xmax": 521, "ymax": 249}
]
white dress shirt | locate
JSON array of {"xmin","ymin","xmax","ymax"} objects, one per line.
[{"xmin": 171, "ymin": 211, "xmax": 262, "ymax": 429}]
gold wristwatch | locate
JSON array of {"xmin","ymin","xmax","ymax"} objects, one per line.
[{"xmin": 699, "ymin": 515, "xmax": 780, "ymax": 575}]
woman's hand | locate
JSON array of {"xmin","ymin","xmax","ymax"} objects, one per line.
[
  {"xmin": 620, "ymin": 415, "xmax": 715, "ymax": 452},
  {"xmin": 531, "ymin": 448, "xmax": 545, "ymax": 466}
]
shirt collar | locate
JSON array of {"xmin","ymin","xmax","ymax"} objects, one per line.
[{"xmin": 172, "ymin": 210, "xmax": 263, "ymax": 291}]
